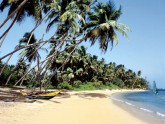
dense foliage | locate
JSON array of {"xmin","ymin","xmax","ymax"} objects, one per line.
[
  {"xmin": 0, "ymin": 0, "xmax": 148, "ymax": 90},
  {"xmin": 0, "ymin": 45, "xmax": 148, "ymax": 90}
]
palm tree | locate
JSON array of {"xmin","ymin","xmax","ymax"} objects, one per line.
[
  {"xmin": 0, "ymin": 0, "xmax": 38, "ymax": 45},
  {"xmin": 46, "ymin": 0, "xmax": 92, "ymax": 36},
  {"xmin": 14, "ymin": 60, "xmax": 29, "ymax": 86},
  {"xmin": 15, "ymin": 33, "xmax": 47, "ymax": 90},
  {"xmin": 124, "ymin": 69, "xmax": 136, "ymax": 88},
  {"xmin": 132, "ymin": 70, "xmax": 141, "ymax": 89},
  {"xmin": 0, "ymin": 0, "xmax": 43, "ymax": 21},
  {"xmin": 19, "ymin": 33, "xmax": 41, "ymax": 63},
  {"xmin": 85, "ymin": 1, "xmax": 129, "ymax": 52}
]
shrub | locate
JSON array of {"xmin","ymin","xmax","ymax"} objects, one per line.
[
  {"xmin": 44, "ymin": 81, "xmax": 55, "ymax": 89},
  {"xmin": 92, "ymin": 82, "xmax": 101, "ymax": 88},
  {"xmin": 108, "ymin": 83, "xmax": 120, "ymax": 90},
  {"xmin": 73, "ymin": 80, "xmax": 82, "ymax": 87},
  {"xmin": 74, "ymin": 82, "xmax": 106, "ymax": 91},
  {"xmin": 57, "ymin": 82, "xmax": 73, "ymax": 90},
  {"xmin": 112, "ymin": 78, "xmax": 124, "ymax": 88}
]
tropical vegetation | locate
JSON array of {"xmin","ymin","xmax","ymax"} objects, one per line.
[
  {"xmin": 0, "ymin": 0, "xmax": 148, "ymax": 91},
  {"xmin": 0, "ymin": 44, "xmax": 148, "ymax": 90}
]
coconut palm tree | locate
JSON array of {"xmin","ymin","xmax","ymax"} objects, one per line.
[
  {"xmin": 1, "ymin": 0, "xmax": 39, "ymax": 20},
  {"xmin": 0, "ymin": 0, "xmax": 38, "ymax": 44},
  {"xmin": 131, "ymin": 70, "xmax": 142, "ymax": 89},
  {"xmin": 124, "ymin": 69, "xmax": 136, "ymax": 88},
  {"xmin": 46, "ymin": 0, "xmax": 92, "ymax": 36},
  {"xmin": 85, "ymin": 1, "xmax": 129, "ymax": 52},
  {"xmin": 15, "ymin": 33, "xmax": 47, "ymax": 90},
  {"xmin": 19, "ymin": 33, "xmax": 41, "ymax": 63}
]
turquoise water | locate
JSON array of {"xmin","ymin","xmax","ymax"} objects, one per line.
[{"xmin": 111, "ymin": 91, "xmax": 165, "ymax": 120}]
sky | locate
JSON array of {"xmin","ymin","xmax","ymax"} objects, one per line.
[{"xmin": 0, "ymin": 0, "xmax": 165, "ymax": 88}]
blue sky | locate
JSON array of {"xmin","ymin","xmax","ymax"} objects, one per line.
[
  {"xmin": 0, "ymin": 0, "xmax": 165, "ymax": 88},
  {"xmin": 86, "ymin": 0, "xmax": 165, "ymax": 88}
]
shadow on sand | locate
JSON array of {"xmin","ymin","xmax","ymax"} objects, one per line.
[
  {"xmin": 74, "ymin": 92, "xmax": 107, "ymax": 99},
  {"xmin": 0, "ymin": 89, "xmax": 108, "ymax": 103}
]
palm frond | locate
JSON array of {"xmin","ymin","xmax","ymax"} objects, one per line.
[
  {"xmin": 110, "ymin": 6, "xmax": 122, "ymax": 20},
  {"xmin": 115, "ymin": 23, "xmax": 129, "ymax": 38},
  {"xmin": 0, "ymin": 0, "xmax": 10, "ymax": 11}
]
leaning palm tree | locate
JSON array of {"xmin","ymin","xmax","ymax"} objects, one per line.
[
  {"xmin": 19, "ymin": 33, "xmax": 41, "ymax": 63},
  {"xmin": 46, "ymin": 0, "xmax": 92, "ymax": 34},
  {"xmin": 15, "ymin": 33, "xmax": 47, "ymax": 90},
  {"xmin": 0, "ymin": 0, "xmax": 37, "ymax": 45},
  {"xmin": 0, "ymin": 0, "xmax": 43, "ymax": 22},
  {"xmin": 85, "ymin": 1, "xmax": 129, "ymax": 52},
  {"xmin": 0, "ymin": 0, "xmax": 53, "ymax": 46}
]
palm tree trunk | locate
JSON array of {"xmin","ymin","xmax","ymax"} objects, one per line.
[
  {"xmin": 0, "ymin": 37, "xmax": 80, "ymax": 61},
  {"xmin": 5, "ymin": 74, "xmax": 12, "ymax": 86},
  {"xmin": 0, "ymin": 33, "xmax": 7, "ymax": 48},
  {"xmin": 0, "ymin": 6, "xmax": 23, "ymax": 47},
  {"xmin": 13, "ymin": 37, "xmax": 85, "ymax": 86},
  {"xmin": 19, "ymin": 78, "xmax": 24, "ymax": 86},
  {"xmin": 0, "ymin": 0, "xmax": 28, "ymax": 28},
  {"xmin": 0, "ymin": 54, "xmax": 13, "ymax": 76},
  {"xmin": 0, "ymin": 40, "xmax": 47, "ymax": 61},
  {"xmin": 5, "ymin": 58, "xmax": 24, "ymax": 85},
  {"xmin": 37, "ymin": 56, "xmax": 42, "ymax": 92},
  {"xmin": 14, "ymin": 56, "xmax": 50, "ymax": 86},
  {"xmin": 25, "ymin": 10, "xmax": 52, "ymax": 45}
]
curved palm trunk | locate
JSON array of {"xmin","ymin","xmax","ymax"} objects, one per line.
[
  {"xmin": 0, "ymin": 54, "xmax": 13, "ymax": 76},
  {"xmin": 0, "ymin": 37, "xmax": 79, "ymax": 61},
  {"xmin": 26, "ymin": 11, "xmax": 52, "ymax": 45},
  {"xmin": 0, "ymin": 33, "xmax": 7, "ymax": 48},
  {"xmin": 0, "ymin": 40, "xmax": 48, "ymax": 60},
  {"xmin": 19, "ymin": 78, "xmax": 24, "ymax": 86},
  {"xmin": 5, "ymin": 58, "xmax": 24, "ymax": 85},
  {"xmin": 5, "ymin": 74, "xmax": 12, "ymax": 86},
  {"xmin": 46, "ymin": 40, "xmax": 83, "ymax": 84},
  {"xmin": 0, "ymin": 13, "xmax": 18, "ymax": 44},
  {"xmin": 13, "ymin": 53, "xmax": 54, "ymax": 86},
  {"xmin": 0, "ymin": 4, "xmax": 24, "ymax": 47},
  {"xmin": 13, "ymin": 37, "xmax": 85, "ymax": 86},
  {"xmin": 0, "ymin": 0, "xmax": 28, "ymax": 28}
]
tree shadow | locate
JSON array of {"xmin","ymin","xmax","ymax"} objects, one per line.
[
  {"xmin": 54, "ymin": 92, "xmax": 71, "ymax": 99},
  {"xmin": 0, "ymin": 89, "xmax": 67, "ymax": 103},
  {"xmin": 0, "ymin": 90, "xmax": 35, "ymax": 103},
  {"xmin": 74, "ymin": 92, "xmax": 108, "ymax": 99}
]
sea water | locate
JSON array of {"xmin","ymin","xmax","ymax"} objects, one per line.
[{"xmin": 111, "ymin": 91, "xmax": 165, "ymax": 120}]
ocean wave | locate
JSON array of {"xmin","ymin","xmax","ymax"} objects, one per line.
[
  {"xmin": 140, "ymin": 108, "xmax": 153, "ymax": 113},
  {"xmin": 125, "ymin": 102, "xmax": 135, "ymax": 106},
  {"xmin": 156, "ymin": 112, "xmax": 165, "ymax": 117},
  {"xmin": 111, "ymin": 97, "xmax": 124, "ymax": 103},
  {"xmin": 111, "ymin": 92, "xmax": 165, "ymax": 120}
]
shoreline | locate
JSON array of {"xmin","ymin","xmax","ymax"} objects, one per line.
[
  {"xmin": 0, "ymin": 89, "xmax": 150, "ymax": 124},
  {"xmin": 111, "ymin": 90, "xmax": 165, "ymax": 124}
]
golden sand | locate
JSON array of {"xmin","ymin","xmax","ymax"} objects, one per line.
[{"xmin": 0, "ymin": 90, "xmax": 148, "ymax": 124}]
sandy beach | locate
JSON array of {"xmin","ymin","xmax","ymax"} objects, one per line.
[{"xmin": 0, "ymin": 90, "xmax": 149, "ymax": 124}]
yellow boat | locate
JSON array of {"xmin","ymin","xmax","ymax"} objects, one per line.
[{"xmin": 21, "ymin": 90, "xmax": 61, "ymax": 100}]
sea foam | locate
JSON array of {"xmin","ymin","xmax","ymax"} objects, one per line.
[
  {"xmin": 156, "ymin": 112, "xmax": 165, "ymax": 117},
  {"xmin": 140, "ymin": 108, "xmax": 153, "ymax": 113},
  {"xmin": 111, "ymin": 97, "xmax": 124, "ymax": 103},
  {"xmin": 125, "ymin": 102, "xmax": 135, "ymax": 106}
]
